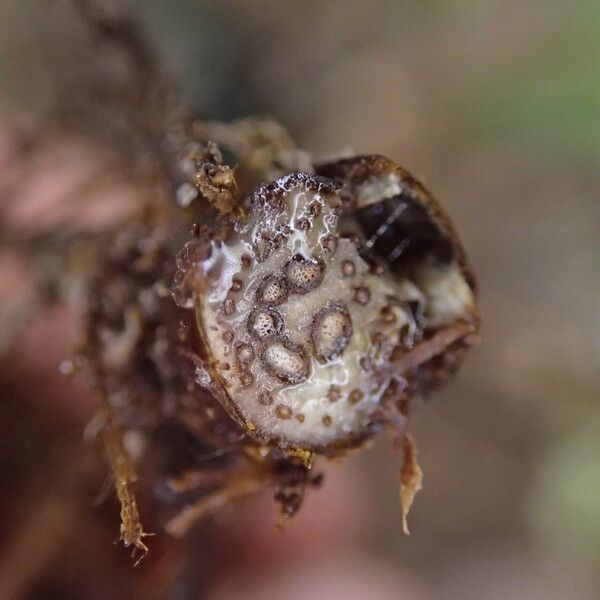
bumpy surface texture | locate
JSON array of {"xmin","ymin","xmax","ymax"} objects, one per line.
[{"xmin": 175, "ymin": 160, "xmax": 478, "ymax": 452}]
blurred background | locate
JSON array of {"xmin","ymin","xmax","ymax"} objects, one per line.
[{"xmin": 0, "ymin": 1, "xmax": 599, "ymax": 598}]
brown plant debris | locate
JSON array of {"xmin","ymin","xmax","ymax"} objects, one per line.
[
  {"xmin": 399, "ymin": 433, "xmax": 423, "ymax": 535},
  {"xmin": 101, "ymin": 407, "xmax": 153, "ymax": 564}
]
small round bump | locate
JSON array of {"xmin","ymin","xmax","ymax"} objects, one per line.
[
  {"xmin": 275, "ymin": 404, "xmax": 292, "ymax": 420},
  {"xmin": 241, "ymin": 254, "xmax": 252, "ymax": 269},
  {"xmin": 327, "ymin": 385, "xmax": 341, "ymax": 403},
  {"xmin": 230, "ymin": 277, "xmax": 243, "ymax": 292},
  {"xmin": 348, "ymin": 389, "xmax": 364, "ymax": 405},
  {"xmin": 311, "ymin": 303, "xmax": 353, "ymax": 363},
  {"xmin": 247, "ymin": 307, "xmax": 284, "ymax": 340},
  {"xmin": 235, "ymin": 342, "xmax": 255, "ymax": 369},
  {"xmin": 322, "ymin": 415, "xmax": 332, "ymax": 427},
  {"xmin": 322, "ymin": 234, "xmax": 338, "ymax": 254},
  {"xmin": 380, "ymin": 306, "xmax": 397, "ymax": 324},
  {"xmin": 262, "ymin": 338, "xmax": 309, "ymax": 384},
  {"xmin": 256, "ymin": 274, "xmax": 288, "ymax": 306},
  {"xmin": 369, "ymin": 262, "xmax": 385, "ymax": 276},
  {"xmin": 284, "ymin": 255, "xmax": 325, "ymax": 294},
  {"xmin": 341, "ymin": 260, "xmax": 356, "ymax": 277},
  {"xmin": 353, "ymin": 286, "xmax": 371, "ymax": 305},
  {"xmin": 296, "ymin": 218, "xmax": 311, "ymax": 231},
  {"xmin": 257, "ymin": 390, "xmax": 273, "ymax": 406},
  {"xmin": 223, "ymin": 297, "xmax": 236, "ymax": 315},
  {"xmin": 239, "ymin": 371, "xmax": 254, "ymax": 387}
]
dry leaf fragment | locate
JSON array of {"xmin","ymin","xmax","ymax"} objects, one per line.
[{"xmin": 399, "ymin": 433, "xmax": 423, "ymax": 535}]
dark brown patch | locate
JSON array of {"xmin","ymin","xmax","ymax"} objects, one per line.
[
  {"xmin": 348, "ymin": 389, "xmax": 364, "ymax": 405},
  {"xmin": 327, "ymin": 385, "xmax": 341, "ymax": 403}
]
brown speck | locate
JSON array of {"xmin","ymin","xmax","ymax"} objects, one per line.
[
  {"xmin": 309, "ymin": 203, "xmax": 321, "ymax": 218},
  {"xmin": 275, "ymin": 404, "xmax": 292, "ymax": 420},
  {"xmin": 383, "ymin": 379, "xmax": 400, "ymax": 399},
  {"xmin": 222, "ymin": 362, "xmax": 231, "ymax": 371},
  {"xmin": 348, "ymin": 233, "xmax": 363, "ymax": 249},
  {"xmin": 390, "ymin": 345, "xmax": 404, "ymax": 362},
  {"xmin": 241, "ymin": 254, "xmax": 252, "ymax": 269},
  {"xmin": 240, "ymin": 371, "xmax": 254, "ymax": 387},
  {"xmin": 311, "ymin": 303, "xmax": 353, "ymax": 362},
  {"xmin": 235, "ymin": 342, "xmax": 255, "ymax": 368},
  {"xmin": 223, "ymin": 297, "xmax": 236, "ymax": 315},
  {"xmin": 284, "ymin": 255, "xmax": 325, "ymax": 294},
  {"xmin": 327, "ymin": 385, "xmax": 341, "ymax": 403},
  {"xmin": 297, "ymin": 218, "xmax": 311, "ymax": 231},
  {"xmin": 262, "ymin": 338, "xmax": 309, "ymax": 384},
  {"xmin": 322, "ymin": 415, "xmax": 332, "ymax": 427},
  {"xmin": 341, "ymin": 260, "xmax": 355, "ymax": 277},
  {"xmin": 258, "ymin": 391, "xmax": 273, "ymax": 406},
  {"xmin": 222, "ymin": 330, "xmax": 234, "ymax": 344},
  {"xmin": 370, "ymin": 262, "xmax": 385, "ymax": 276},
  {"xmin": 230, "ymin": 277, "xmax": 243, "ymax": 292},
  {"xmin": 322, "ymin": 234, "xmax": 337, "ymax": 254},
  {"xmin": 247, "ymin": 308, "xmax": 283, "ymax": 340},
  {"xmin": 381, "ymin": 306, "xmax": 397, "ymax": 323},
  {"xmin": 353, "ymin": 286, "xmax": 371, "ymax": 305},
  {"xmin": 359, "ymin": 356, "xmax": 370, "ymax": 370},
  {"xmin": 177, "ymin": 321, "xmax": 190, "ymax": 342},
  {"xmin": 256, "ymin": 274, "xmax": 288, "ymax": 306},
  {"xmin": 349, "ymin": 389, "xmax": 364, "ymax": 405},
  {"xmin": 295, "ymin": 414, "xmax": 305, "ymax": 423}
]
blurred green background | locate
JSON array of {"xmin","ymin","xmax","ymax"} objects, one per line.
[{"xmin": 1, "ymin": 1, "xmax": 599, "ymax": 598}]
